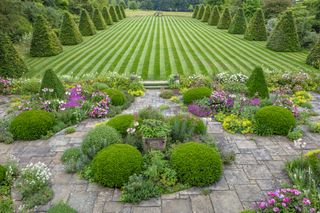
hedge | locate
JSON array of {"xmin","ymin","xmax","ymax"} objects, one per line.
[
  {"xmin": 228, "ymin": 8, "xmax": 246, "ymax": 34},
  {"xmin": 79, "ymin": 9, "xmax": 96, "ymax": 36},
  {"xmin": 92, "ymin": 8, "xmax": 107, "ymax": 30},
  {"xmin": 217, "ymin": 8, "xmax": 231, "ymax": 29},
  {"xmin": 244, "ymin": 9, "xmax": 267, "ymax": 41},
  {"xmin": 208, "ymin": 6, "xmax": 220, "ymax": 26},
  {"xmin": 102, "ymin": 7, "xmax": 113, "ymax": 25},
  {"xmin": 59, "ymin": 12, "xmax": 83, "ymax": 45},
  {"xmin": 40, "ymin": 69, "xmax": 65, "ymax": 99}
]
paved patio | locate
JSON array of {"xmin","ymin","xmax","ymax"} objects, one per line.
[{"xmin": 0, "ymin": 90, "xmax": 319, "ymax": 213}]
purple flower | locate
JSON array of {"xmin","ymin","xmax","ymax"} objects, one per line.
[
  {"xmin": 303, "ymin": 198, "xmax": 311, "ymax": 205},
  {"xmin": 283, "ymin": 197, "xmax": 291, "ymax": 203},
  {"xmin": 188, "ymin": 104, "xmax": 212, "ymax": 117},
  {"xmin": 226, "ymin": 98, "xmax": 234, "ymax": 107},
  {"xmin": 250, "ymin": 98, "xmax": 260, "ymax": 106},
  {"xmin": 310, "ymin": 208, "xmax": 316, "ymax": 213},
  {"xmin": 273, "ymin": 207, "xmax": 280, "ymax": 212}
]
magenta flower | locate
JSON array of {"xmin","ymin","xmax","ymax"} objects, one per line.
[
  {"xmin": 303, "ymin": 198, "xmax": 311, "ymax": 205},
  {"xmin": 282, "ymin": 203, "xmax": 287, "ymax": 207},
  {"xmin": 268, "ymin": 199, "xmax": 276, "ymax": 205},
  {"xmin": 273, "ymin": 207, "xmax": 280, "ymax": 212},
  {"xmin": 188, "ymin": 104, "xmax": 212, "ymax": 117},
  {"xmin": 250, "ymin": 98, "xmax": 260, "ymax": 106},
  {"xmin": 258, "ymin": 202, "xmax": 267, "ymax": 209},
  {"xmin": 283, "ymin": 197, "xmax": 291, "ymax": 203},
  {"xmin": 310, "ymin": 208, "xmax": 316, "ymax": 213}
]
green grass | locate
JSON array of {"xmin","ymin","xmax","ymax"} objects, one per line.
[{"xmin": 25, "ymin": 16, "xmax": 317, "ymax": 80}]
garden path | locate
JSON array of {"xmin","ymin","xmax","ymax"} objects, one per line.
[{"xmin": 0, "ymin": 90, "xmax": 319, "ymax": 213}]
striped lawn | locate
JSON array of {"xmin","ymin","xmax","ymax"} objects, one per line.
[{"xmin": 25, "ymin": 16, "xmax": 318, "ymax": 80}]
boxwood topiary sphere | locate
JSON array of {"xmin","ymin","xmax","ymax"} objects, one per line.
[
  {"xmin": 0, "ymin": 165, "xmax": 7, "ymax": 184},
  {"xmin": 106, "ymin": 114, "xmax": 135, "ymax": 137},
  {"xmin": 9, "ymin": 110, "xmax": 55, "ymax": 140},
  {"xmin": 170, "ymin": 142, "xmax": 222, "ymax": 186},
  {"xmin": 183, "ymin": 87, "xmax": 212, "ymax": 104},
  {"xmin": 103, "ymin": 89, "xmax": 126, "ymax": 106},
  {"xmin": 254, "ymin": 106, "xmax": 295, "ymax": 136},
  {"xmin": 91, "ymin": 144, "xmax": 142, "ymax": 187}
]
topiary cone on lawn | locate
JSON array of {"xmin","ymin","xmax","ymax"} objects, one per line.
[
  {"xmin": 208, "ymin": 6, "xmax": 220, "ymax": 26},
  {"xmin": 102, "ymin": 7, "xmax": 114, "ymax": 25},
  {"xmin": 115, "ymin": 5, "xmax": 123, "ymax": 20},
  {"xmin": 244, "ymin": 9, "xmax": 267, "ymax": 41},
  {"xmin": 120, "ymin": 5, "xmax": 126, "ymax": 18},
  {"xmin": 201, "ymin": 5, "xmax": 211, "ymax": 22},
  {"xmin": 193, "ymin": 5, "xmax": 199, "ymax": 18},
  {"xmin": 109, "ymin": 5, "xmax": 119, "ymax": 22},
  {"xmin": 228, "ymin": 7, "xmax": 246, "ymax": 34},
  {"xmin": 306, "ymin": 40, "xmax": 320, "ymax": 68},
  {"xmin": 197, "ymin": 4, "xmax": 205, "ymax": 20},
  {"xmin": 217, "ymin": 8, "xmax": 231, "ymax": 29},
  {"xmin": 30, "ymin": 15, "xmax": 63, "ymax": 57},
  {"xmin": 266, "ymin": 10, "xmax": 300, "ymax": 52},
  {"xmin": 60, "ymin": 12, "xmax": 83, "ymax": 45},
  {"xmin": 79, "ymin": 9, "xmax": 96, "ymax": 36},
  {"xmin": 92, "ymin": 8, "xmax": 107, "ymax": 30}
]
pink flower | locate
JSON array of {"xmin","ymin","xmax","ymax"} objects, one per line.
[
  {"xmin": 310, "ymin": 208, "xmax": 316, "ymax": 213},
  {"xmin": 283, "ymin": 197, "xmax": 291, "ymax": 203},
  {"xmin": 282, "ymin": 202, "xmax": 287, "ymax": 207},
  {"xmin": 268, "ymin": 199, "xmax": 276, "ymax": 206},
  {"xmin": 303, "ymin": 198, "xmax": 311, "ymax": 205},
  {"xmin": 273, "ymin": 207, "xmax": 280, "ymax": 212},
  {"xmin": 258, "ymin": 202, "xmax": 267, "ymax": 209}
]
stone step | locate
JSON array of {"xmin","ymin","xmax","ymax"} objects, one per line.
[{"xmin": 143, "ymin": 80, "xmax": 169, "ymax": 89}]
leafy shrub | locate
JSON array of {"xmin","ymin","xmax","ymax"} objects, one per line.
[
  {"xmin": 246, "ymin": 67, "xmax": 269, "ymax": 98},
  {"xmin": 140, "ymin": 119, "xmax": 171, "ymax": 139},
  {"xmin": 65, "ymin": 127, "xmax": 76, "ymax": 134},
  {"xmin": 109, "ymin": 5, "xmax": 119, "ymax": 22},
  {"xmin": 125, "ymin": 133, "xmax": 143, "ymax": 152},
  {"xmin": 0, "ymin": 118, "xmax": 14, "ymax": 144},
  {"xmin": 61, "ymin": 147, "xmax": 81, "ymax": 173},
  {"xmin": 91, "ymin": 144, "xmax": 143, "ymax": 187},
  {"xmin": 228, "ymin": 8, "xmax": 247, "ymax": 34},
  {"xmin": 267, "ymin": 11, "xmax": 300, "ymax": 52},
  {"xmin": 254, "ymin": 106, "xmax": 296, "ymax": 135},
  {"xmin": 92, "ymin": 8, "xmax": 107, "ymax": 30},
  {"xmin": 183, "ymin": 87, "xmax": 212, "ymax": 104},
  {"xmin": 197, "ymin": 5, "xmax": 205, "ymax": 19},
  {"xmin": 217, "ymin": 8, "xmax": 231, "ymax": 29},
  {"xmin": 79, "ymin": 9, "xmax": 96, "ymax": 36},
  {"xmin": 0, "ymin": 33, "xmax": 28, "ymax": 78},
  {"xmin": 0, "ymin": 165, "xmax": 6, "ymax": 185},
  {"xmin": 192, "ymin": 5, "xmax": 199, "ymax": 18},
  {"xmin": 201, "ymin": 5, "xmax": 211, "ymax": 22},
  {"xmin": 47, "ymin": 202, "xmax": 77, "ymax": 213},
  {"xmin": 102, "ymin": 7, "xmax": 113, "ymax": 25},
  {"xmin": 115, "ymin": 5, "xmax": 123, "ymax": 20},
  {"xmin": 9, "ymin": 110, "xmax": 55, "ymax": 140},
  {"xmin": 244, "ymin": 9, "xmax": 267, "ymax": 41},
  {"xmin": 291, "ymin": 91, "xmax": 312, "ymax": 106},
  {"xmin": 138, "ymin": 106, "xmax": 165, "ymax": 120},
  {"xmin": 159, "ymin": 90, "xmax": 174, "ymax": 99},
  {"xmin": 40, "ymin": 69, "xmax": 65, "ymax": 99},
  {"xmin": 103, "ymin": 89, "xmax": 126, "ymax": 106},
  {"xmin": 208, "ymin": 6, "xmax": 220, "ymax": 26},
  {"xmin": 222, "ymin": 114, "xmax": 253, "ymax": 134},
  {"xmin": 106, "ymin": 114, "xmax": 135, "ymax": 137},
  {"xmin": 60, "ymin": 12, "xmax": 83, "ymax": 45},
  {"xmin": 170, "ymin": 142, "xmax": 222, "ymax": 186},
  {"xmin": 309, "ymin": 122, "xmax": 320, "ymax": 133},
  {"xmin": 263, "ymin": 0, "xmax": 291, "ymax": 19},
  {"xmin": 287, "ymin": 128, "xmax": 303, "ymax": 141},
  {"xmin": 307, "ymin": 40, "xmax": 320, "ymax": 68},
  {"xmin": 81, "ymin": 125, "xmax": 122, "ymax": 162}
]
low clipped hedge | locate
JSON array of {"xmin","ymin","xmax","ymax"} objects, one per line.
[
  {"xmin": 9, "ymin": 110, "xmax": 55, "ymax": 140},
  {"xmin": 183, "ymin": 87, "xmax": 212, "ymax": 104},
  {"xmin": 170, "ymin": 142, "xmax": 222, "ymax": 186},
  {"xmin": 254, "ymin": 106, "xmax": 295, "ymax": 136},
  {"xmin": 103, "ymin": 89, "xmax": 126, "ymax": 106},
  {"xmin": 106, "ymin": 114, "xmax": 135, "ymax": 137},
  {"xmin": 81, "ymin": 125, "xmax": 122, "ymax": 161},
  {"xmin": 91, "ymin": 144, "xmax": 143, "ymax": 187},
  {"xmin": 0, "ymin": 165, "xmax": 6, "ymax": 184}
]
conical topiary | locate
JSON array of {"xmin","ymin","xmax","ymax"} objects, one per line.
[
  {"xmin": 246, "ymin": 67, "xmax": 269, "ymax": 99},
  {"xmin": 197, "ymin": 5, "xmax": 205, "ymax": 20},
  {"xmin": 40, "ymin": 69, "xmax": 65, "ymax": 99},
  {"xmin": 0, "ymin": 33, "xmax": 28, "ymax": 78},
  {"xmin": 92, "ymin": 8, "xmax": 107, "ymax": 30},
  {"xmin": 193, "ymin": 5, "xmax": 199, "ymax": 18},
  {"xmin": 120, "ymin": 5, "xmax": 126, "ymax": 18},
  {"xmin": 266, "ymin": 11, "xmax": 300, "ymax": 52},
  {"xmin": 30, "ymin": 16, "xmax": 63, "ymax": 57},
  {"xmin": 217, "ymin": 8, "xmax": 231, "ymax": 29},
  {"xmin": 102, "ymin": 7, "xmax": 114, "ymax": 25},
  {"xmin": 244, "ymin": 9, "xmax": 267, "ymax": 41},
  {"xmin": 109, "ymin": 5, "xmax": 119, "ymax": 22},
  {"xmin": 60, "ymin": 12, "xmax": 83, "ymax": 45},
  {"xmin": 115, "ymin": 5, "xmax": 123, "ymax": 20},
  {"xmin": 228, "ymin": 8, "xmax": 247, "ymax": 34},
  {"xmin": 79, "ymin": 9, "xmax": 96, "ymax": 36},
  {"xmin": 85, "ymin": 4, "xmax": 95, "ymax": 18},
  {"xmin": 306, "ymin": 40, "xmax": 320, "ymax": 68},
  {"xmin": 201, "ymin": 5, "xmax": 211, "ymax": 22},
  {"xmin": 208, "ymin": 6, "xmax": 220, "ymax": 26}
]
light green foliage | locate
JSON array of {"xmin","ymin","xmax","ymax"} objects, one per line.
[
  {"xmin": 244, "ymin": 9, "xmax": 267, "ymax": 41},
  {"xmin": 109, "ymin": 5, "xmax": 119, "ymax": 22},
  {"xmin": 140, "ymin": 119, "xmax": 171, "ymax": 138},
  {"xmin": 61, "ymin": 147, "xmax": 81, "ymax": 173},
  {"xmin": 246, "ymin": 67, "xmax": 269, "ymax": 98},
  {"xmin": 92, "ymin": 8, "xmax": 107, "ymax": 30},
  {"xmin": 47, "ymin": 202, "xmax": 77, "ymax": 213},
  {"xmin": 40, "ymin": 69, "xmax": 65, "ymax": 99},
  {"xmin": 228, "ymin": 7, "xmax": 246, "ymax": 34},
  {"xmin": 79, "ymin": 9, "xmax": 96, "ymax": 36},
  {"xmin": 106, "ymin": 114, "xmax": 135, "ymax": 137},
  {"xmin": 197, "ymin": 5, "xmax": 205, "ymax": 19},
  {"xmin": 30, "ymin": 16, "xmax": 63, "ymax": 57},
  {"xmin": 59, "ymin": 12, "xmax": 83, "ymax": 45},
  {"xmin": 183, "ymin": 87, "xmax": 212, "ymax": 104},
  {"xmin": 217, "ymin": 8, "xmax": 231, "ymax": 29},
  {"xmin": 138, "ymin": 106, "xmax": 165, "ymax": 120},
  {"xmin": 201, "ymin": 5, "xmax": 211, "ymax": 22},
  {"xmin": 102, "ymin": 7, "xmax": 113, "ymax": 25},
  {"xmin": 103, "ymin": 89, "xmax": 126, "ymax": 106},
  {"xmin": 208, "ymin": 6, "xmax": 220, "ymax": 26},
  {"xmin": 159, "ymin": 90, "xmax": 174, "ymax": 99}
]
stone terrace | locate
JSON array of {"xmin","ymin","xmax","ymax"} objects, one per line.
[{"xmin": 0, "ymin": 90, "xmax": 319, "ymax": 213}]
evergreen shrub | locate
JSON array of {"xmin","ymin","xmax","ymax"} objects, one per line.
[
  {"xmin": 40, "ymin": 69, "xmax": 65, "ymax": 99},
  {"xmin": 79, "ymin": 9, "xmax": 96, "ymax": 36},
  {"xmin": 92, "ymin": 8, "xmax": 107, "ymax": 30},
  {"xmin": 59, "ymin": 12, "xmax": 83, "ymax": 45},
  {"xmin": 102, "ymin": 7, "xmax": 113, "ymax": 25},
  {"xmin": 208, "ymin": 6, "xmax": 220, "ymax": 26},
  {"xmin": 217, "ymin": 8, "xmax": 231, "ymax": 29},
  {"xmin": 246, "ymin": 67, "xmax": 269, "ymax": 99},
  {"xmin": 183, "ymin": 87, "xmax": 212, "ymax": 104},
  {"xmin": 244, "ymin": 9, "xmax": 267, "ymax": 41},
  {"xmin": 228, "ymin": 8, "xmax": 246, "ymax": 34},
  {"xmin": 106, "ymin": 114, "xmax": 135, "ymax": 137}
]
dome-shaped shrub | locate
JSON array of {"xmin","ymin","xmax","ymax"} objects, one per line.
[
  {"xmin": 183, "ymin": 87, "xmax": 212, "ymax": 104},
  {"xmin": 170, "ymin": 142, "xmax": 222, "ymax": 186},
  {"xmin": 106, "ymin": 114, "xmax": 135, "ymax": 137},
  {"xmin": 92, "ymin": 144, "xmax": 143, "ymax": 187},
  {"xmin": 81, "ymin": 125, "xmax": 122, "ymax": 160},
  {"xmin": 254, "ymin": 106, "xmax": 295, "ymax": 135},
  {"xmin": 0, "ymin": 165, "xmax": 6, "ymax": 184},
  {"xmin": 103, "ymin": 89, "xmax": 126, "ymax": 106},
  {"xmin": 9, "ymin": 110, "xmax": 55, "ymax": 140}
]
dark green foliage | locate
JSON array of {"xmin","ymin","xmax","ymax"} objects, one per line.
[
  {"xmin": 102, "ymin": 7, "xmax": 113, "ymax": 25},
  {"xmin": 306, "ymin": 40, "xmax": 320, "ymax": 68},
  {"xmin": 263, "ymin": 0, "xmax": 291, "ymax": 19},
  {"xmin": 0, "ymin": 33, "xmax": 28, "ymax": 78},
  {"xmin": 106, "ymin": 114, "xmax": 135, "ymax": 137},
  {"xmin": 30, "ymin": 16, "xmax": 63, "ymax": 57},
  {"xmin": 61, "ymin": 147, "xmax": 81, "ymax": 173},
  {"xmin": 138, "ymin": 106, "xmax": 165, "ymax": 120},
  {"xmin": 228, "ymin": 8, "xmax": 246, "ymax": 34},
  {"xmin": 81, "ymin": 125, "xmax": 122, "ymax": 161},
  {"xmin": 104, "ymin": 89, "xmax": 126, "ymax": 106},
  {"xmin": 244, "ymin": 9, "xmax": 267, "ymax": 41},
  {"xmin": 183, "ymin": 87, "xmax": 212, "ymax": 104},
  {"xmin": 170, "ymin": 142, "xmax": 222, "ymax": 186},
  {"xmin": 267, "ymin": 11, "xmax": 301, "ymax": 52},
  {"xmin": 47, "ymin": 202, "xmax": 77, "ymax": 213},
  {"xmin": 201, "ymin": 5, "xmax": 211, "ymax": 22},
  {"xmin": 120, "ymin": 5, "xmax": 126, "ymax": 18},
  {"xmin": 92, "ymin": 144, "xmax": 143, "ymax": 187},
  {"xmin": 217, "ymin": 8, "xmax": 231, "ymax": 29},
  {"xmin": 193, "ymin": 5, "xmax": 199, "ymax": 18},
  {"xmin": 115, "ymin": 5, "xmax": 123, "ymax": 20},
  {"xmin": 254, "ymin": 106, "xmax": 296, "ymax": 136},
  {"xmin": 109, "ymin": 6, "xmax": 119, "ymax": 22},
  {"xmin": 197, "ymin": 5, "xmax": 205, "ymax": 19},
  {"xmin": 78, "ymin": 9, "xmax": 96, "ymax": 36},
  {"xmin": 246, "ymin": 67, "xmax": 269, "ymax": 98},
  {"xmin": 0, "ymin": 165, "xmax": 6, "ymax": 184},
  {"xmin": 92, "ymin": 8, "xmax": 107, "ymax": 30},
  {"xmin": 40, "ymin": 69, "xmax": 65, "ymax": 99},
  {"xmin": 9, "ymin": 110, "xmax": 55, "ymax": 140},
  {"xmin": 59, "ymin": 12, "xmax": 83, "ymax": 45},
  {"xmin": 208, "ymin": 6, "xmax": 220, "ymax": 26}
]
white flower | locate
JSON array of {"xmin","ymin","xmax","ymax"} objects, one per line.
[{"xmin": 133, "ymin": 121, "xmax": 139, "ymax": 127}]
